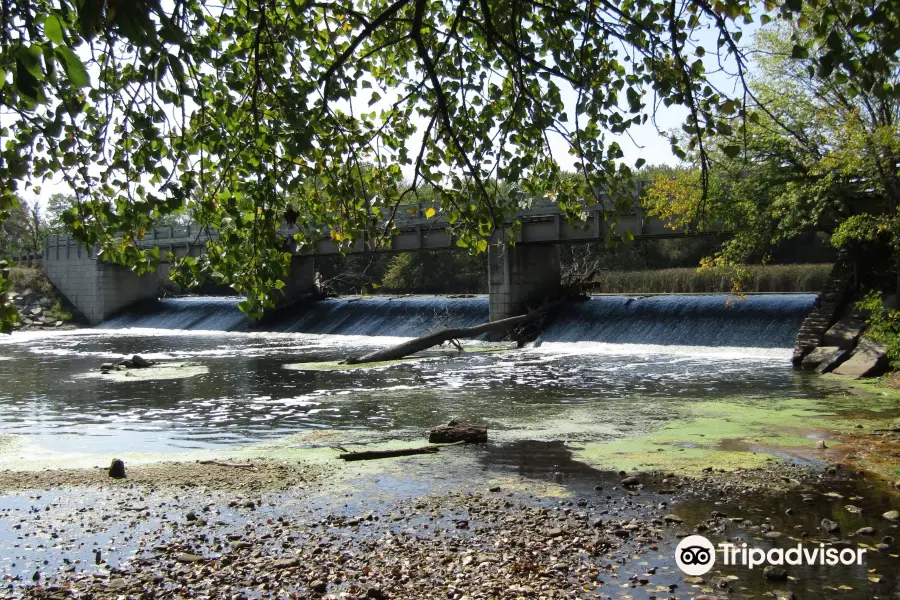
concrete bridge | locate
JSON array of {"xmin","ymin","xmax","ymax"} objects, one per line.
[{"xmin": 43, "ymin": 195, "xmax": 707, "ymax": 325}]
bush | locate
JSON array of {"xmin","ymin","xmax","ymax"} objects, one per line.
[
  {"xmin": 8, "ymin": 266, "xmax": 54, "ymax": 295},
  {"xmin": 856, "ymin": 292, "xmax": 900, "ymax": 369}
]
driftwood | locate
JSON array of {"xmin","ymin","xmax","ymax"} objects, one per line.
[
  {"xmin": 343, "ymin": 304, "xmax": 556, "ymax": 364},
  {"xmin": 198, "ymin": 460, "xmax": 255, "ymax": 468},
  {"xmin": 339, "ymin": 440, "xmax": 466, "ymax": 461},
  {"xmin": 429, "ymin": 422, "xmax": 488, "ymax": 444}
]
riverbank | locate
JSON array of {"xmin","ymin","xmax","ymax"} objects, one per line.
[{"xmin": 2, "ymin": 444, "xmax": 899, "ymax": 600}]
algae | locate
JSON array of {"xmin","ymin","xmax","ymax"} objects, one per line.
[{"xmin": 77, "ymin": 362, "xmax": 209, "ymax": 382}]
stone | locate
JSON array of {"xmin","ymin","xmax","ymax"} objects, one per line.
[
  {"xmin": 663, "ymin": 514, "xmax": 684, "ymax": 523},
  {"xmin": 883, "ymin": 510, "xmax": 899, "ymax": 522},
  {"xmin": 857, "ymin": 527, "xmax": 876, "ymax": 535},
  {"xmin": 821, "ymin": 518, "xmax": 840, "ymax": 533},
  {"xmin": 816, "ymin": 440, "xmax": 827, "ymax": 449},
  {"xmin": 108, "ymin": 458, "xmax": 126, "ymax": 479},
  {"xmin": 310, "ymin": 579, "xmax": 327, "ymax": 594},
  {"xmin": 801, "ymin": 346, "xmax": 848, "ymax": 373},
  {"xmin": 764, "ymin": 531, "xmax": 782, "ymax": 539},
  {"xmin": 173, "ymin": 553, "xmax": 204, "ymax": 563},
  {"xmin": 833, "ymin": 337, "xmax": 889, "ymax": 379},
  {"xmin": 763, "ymin": 565, "xmax": 788, "ymax": 581},
  {"xmin": 366, "ymin": 587, "xmax": 388, "ymax": 600},
  {"xmin": 822, "ymin": 317, "xmax": 866, "ymax": 349},
  {"xmin": 130, "ymin": 354, "xmax": 156, "ymax": 368},
  {"xmin": 621, "ymin": 476, "xmax": 640, "ymax": 486}
]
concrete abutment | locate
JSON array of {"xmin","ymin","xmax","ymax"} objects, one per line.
[{"xmin": 488, "ymin": 243, "xmax": 562, "ymax": 321}]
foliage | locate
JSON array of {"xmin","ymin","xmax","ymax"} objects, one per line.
[
  {"xmin": 592, "ymin": 263, "xmax": 831, "ymax": 294},
  {"xmin": 4, "ymin": 0, "xmax": 894, "ymax": 329},
  {"xmin": 856, "ymin": 292, "xmax": 900, "ymax": 368},
  {"xmin": 643, "ymin": 5, "xmax": 900, "ymax": 274},
  {"xmin": 381, "ymin": 251, "xmax": 486, "ymax": 293},
  {"xmin": 8, "ymin": 267, "xmax": 55, "ymax": 296}
]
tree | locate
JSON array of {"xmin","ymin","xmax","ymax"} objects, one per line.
[
  {"xmin": 644, "ymin": 5, "xmax": 899, "ymax": 281},
  {"xmin": 1, "ymin": 0, "xmax": 898, "ymax": 333}
]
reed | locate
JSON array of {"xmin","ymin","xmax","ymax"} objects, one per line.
[{"xmin": 590, "ymin": 264, "xmax": 832, "ymax": 294}]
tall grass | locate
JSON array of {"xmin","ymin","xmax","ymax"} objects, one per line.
[{"xmin": 590, "ymin": 264, "xmax": 832, "ymax": 294}]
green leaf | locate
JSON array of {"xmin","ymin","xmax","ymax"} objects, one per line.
[
  {"xmin": 791, "ymin": 44, "xmax": 809, "ymax": 59},
  {"xmin": 55, "ymin": 46, "xmax": 90, "ymax": 87},
  {"xmin": 722, "ymin": 145, "xmax": 741, "ymax": 159},
  {"xmin": 44, "ymin": 15, "xmax": 65, "ymax": 45}
]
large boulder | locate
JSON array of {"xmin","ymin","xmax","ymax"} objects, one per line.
[
  {"xmin": 832, "ymin": 337, "xmax": 889, "ymax": 379},
  {"xmin": 801, "ymin": 346, "xmax": 850, "ymax": 373},
  {"xmin": 823, "ymin": 317, "xmax": 866, "ymax": 349}
]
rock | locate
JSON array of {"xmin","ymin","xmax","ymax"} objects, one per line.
[
  {"xmin": 621, "ymin": 476, "xmax": 640, "ymax": 486},
  {"xmin": 186, "ymin": 511, "xmax": 198, "ymax": 521},
  {"xmin": 108, "ymin": 458, "xmax": 126, "ymax": 479},
  {"xmin": 273, "ymin": 558, "xmax": 299, "ymax": 569},
  {"xmin": 764, "ymin": 531, "xmax": 782, "ymax": 539},
  {"xmin": 772, "ymin": 592, "xmax": 796, "ymax": 600},
  {"xmin": 100, "ymin": 363, "xmax": 116, "ymax": 372},
  {"xmin": 174, "ymin": 553, "xmax": 205, "ymax": 563},
  {"xmin": 663, "ymin": 514, "xmax": 684, "ymax": 523},
  {"xmin": 822, "ymin": 317, "xmax": 866, "ymax": 349},
  {"xmin": 883, "ymin": 510, "xmax": 899, "ymax": 522},
  {"xmin": 428, "ymin": 422, "xmax": 487, "ymax": 443},
  {"xmin": 857, "ymin": 527, "xmax": 876, "ymax": 535},
  {"xmin": 763, "ymin": 565, "xmax": 788, "ymax": 581},
  {"xmin": 488, "ymin": 486, "xmax": 501, "ymax": 492},
  {"xmin": 130, "ymin": 354, "xmax": 156, "ymax": 368},
  {"xmin": 366, "ymin": 587, "xmax": 388, "ymax": 600},
  {"xmin": 821, "ymin": 518, "xmax": 840, "ymax": 533},
  {"xmin": 845, "ymin": 505, "xmax": 862, "ymax": 514},
  {"xmin": 801, "ymin": 346, "xmax": 849, "ymax": 373},
  {"xmin": 816, "ymin": 440, "xmax": 827, "ymax": 449},
  {"xmin": 833, "ymin": 337, "xmax": 889, "ymax": 379},
  {"xmin": 310, "ymin": 579, "xmax": 327, "ymax": 594}
]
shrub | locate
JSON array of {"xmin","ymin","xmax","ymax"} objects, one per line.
[
  {"xmin": 856, "ymin": 292, "xmax": 900, "ymax": 369},
  {"xmin": 8, "ymin": 266, "xmax": 54, "ymax": 295}
]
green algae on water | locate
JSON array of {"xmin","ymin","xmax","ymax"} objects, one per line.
[{"xmin": 77, "ymin": 362, "xmax": 209, "ymax": 382}]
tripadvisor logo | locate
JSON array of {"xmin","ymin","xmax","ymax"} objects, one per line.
[
  {"xmin": 675, "ymin": 535, "xmax": 867, "ymax": 575},
  {"xmin": 675, "ymin": 535, "xmax": 716, "ymax": 576}
]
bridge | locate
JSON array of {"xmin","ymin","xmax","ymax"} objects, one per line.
[{"xmin": 43, "ymin": 195, "xmax": 707, "ymax": 325}]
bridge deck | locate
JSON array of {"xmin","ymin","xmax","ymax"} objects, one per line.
[{"xmin": 44, "ymin": 198, "xmax": 713, "ymax": 260}]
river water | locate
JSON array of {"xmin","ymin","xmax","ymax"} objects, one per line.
[{"xmin": 0, "ymin": 294, "xmax": 821, "ymax": 462}]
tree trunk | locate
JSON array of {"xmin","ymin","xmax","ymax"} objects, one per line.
[{"xmin": 343, "ymin": 306, "xmax": 554, "ymax": 365}]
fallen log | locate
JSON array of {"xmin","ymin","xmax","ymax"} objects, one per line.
[
  {"xmin": 198, "ymin": 460, "xmax": 255, "ymax": 468},
  {"xmin": 429, "ymin": 422, "xmax": 488, "ymax": 443},
  {"xmin": 339, "ymin": 441, "xmax": 466, "ymax": 461},
  {"xmin": 343, "ymin": 304, "xmax": 557, "ymax": 365}
]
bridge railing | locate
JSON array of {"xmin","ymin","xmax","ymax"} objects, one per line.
[{"xmin": 42, "ymin": 189, "xmax": 673, "ymax": 259}]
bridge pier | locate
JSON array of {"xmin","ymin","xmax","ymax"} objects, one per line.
[
  {"xmin": 44, "ymin": 237, "xmax": 158, "ymax": 325},
  {"xmin": 277, "ymin": 256, "xmax": 317, "ymax": 307},
  {"xmin": 488, "ymin": 243, "xmax": 561, "ymax": 321}
]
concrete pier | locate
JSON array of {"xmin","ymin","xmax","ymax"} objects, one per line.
[
  {"xmin": 43, "ymin": 239, "xmax": 158, "ymax": 325},
  {"xmin": 488, "ymin": 244, "xmax": 561, "ymax": 321}
]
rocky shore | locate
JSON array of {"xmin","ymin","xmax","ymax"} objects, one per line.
[{"xmin": 1, "ymin": 450, "xmax": 898, "ymax": 600}]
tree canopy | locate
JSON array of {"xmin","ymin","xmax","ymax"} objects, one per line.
[{"xmin": 1, "ymin": 0, "xmax": 899, "ymax": 331}]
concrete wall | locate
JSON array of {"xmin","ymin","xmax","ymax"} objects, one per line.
[
  {"xmin": 488, "ymin": 244, "xmax": 561, "ymax": 321},
  {"xmin": 44, "ymin": 238, "xmax": 159, "ymax": 325}
]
